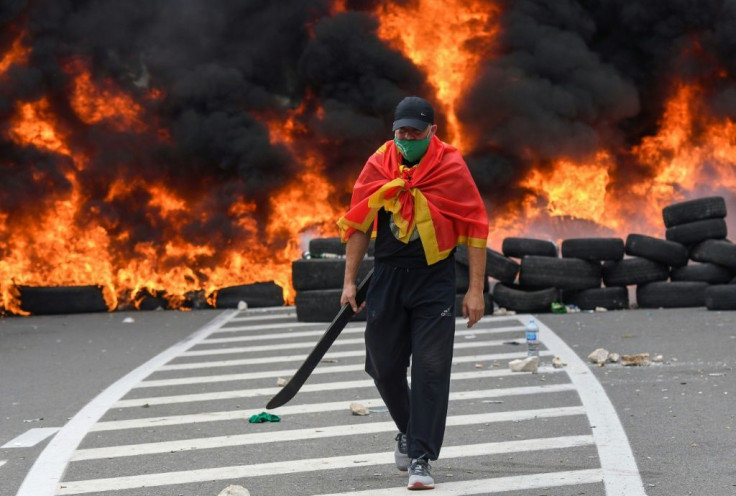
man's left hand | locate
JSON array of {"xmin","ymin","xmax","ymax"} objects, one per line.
[{"xmin": 462, "ymin": 289, "xmax": 485, "ymax": 328}]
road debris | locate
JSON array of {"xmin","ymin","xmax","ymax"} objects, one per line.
[
  {"xmin": 594, "ymin": 306, "xmax": 608, "ymax": 312},
  {"xmin": 122, "ymin": 317, "xmax": 135, "ymax": 323},
  {"xmin": 608, "ymin": 352, "xmax": 620, "ymax": 363},
  {"xmin": 509, "ymin": 356, "xmax": 538, "ymax": 373},
  {"xmin": 552, "ymin": 356, "xmax": 567, "ymax": 368},
  {"xmin": 237, "ymin": 301, "xmax": 248, "ymax": 310},
  {"xmin": 350, "ymin": 402, "xmax": 370, "ymax": 416},
  {"xmin": 276, "ymin": 377, "xmax": 287, "ymax": 387},
  {"xmin": 621, "ymin": 353, "xmax": 651, "ymax": 366},
  {"xmin": 652, "ymin": 354, "xmax": 664, "ymax": 363},
  {"xmin": 588, "ymin": 348, "xmax": 609, "ymax": 366},
  {"xmin": 218, "ymin": 485, "xmax": 251, "ymax": 496},
  {"xmin": 248, "ymin": 412, "xmax": 281, "ymax": 423}
]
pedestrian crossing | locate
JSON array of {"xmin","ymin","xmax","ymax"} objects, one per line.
[{"xmin": 38, "ymin": 308, "xmax": 645, "ymax": 495}]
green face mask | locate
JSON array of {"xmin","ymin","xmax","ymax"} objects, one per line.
[{"xmin": 394, "ymin": 135, "xmax": 430, "ymax": 163}]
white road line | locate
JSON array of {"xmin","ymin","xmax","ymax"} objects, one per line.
[
  {"xmin": 91, "ymin": 383, "xmax": 577, "ymax": 432},
  {"xmin": 319, "ymin": 469, "xmax": 605, "ymax": 496},
  {"xmin": 532, "ymin": 315, "xmax": 646, "ymax": 495},
  {"xmin": 1, "ymin": 428, "xmax": 60, "ymax": 448},
  {"xmin": 227, "ymin": 311, "xmax": 295, "ymax": 323},
  {"xmin": 184, "ymin": 327, "xmax": 526, "ymax": 357},
  {"xmin": 181, "ymin": 336, "xmax": 368, "ymax": 356},
  {"xmin": 214, "ymin": 321, "xmax": 355, "ymax": 333},
  {"xmin": 114, "ymin": 366, "xmax": 563, "ymax": 408},
  {"xmin": 138, "ymin": 348, "xmax": 551, "ymax": 388},
  {"xmin": 72, "ymin": 406, "xmax": 586, "ymax": 461},
  {"xmin": 0, "ymin": 460, "xmax": 7, "ymax": 468},
  {"xmin": 203, "ymin": 324, "xmax": 523, "ymax": 343},
  {"xmin": 159, "ymin": 330, "xmax": 527, "ymax": 370},
  {"xmin": 14, "ymin": 310, "xmax": 238, "ymax": 496},
  {"xmin": 57, "ymin": 435, "xmax": 595, "ymax": 494}
]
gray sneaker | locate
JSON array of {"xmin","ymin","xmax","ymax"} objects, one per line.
[
  {"xmin": 407, "ymin": 457, "xmax": 434, "ymax": 490},
  {"xmin": 394, "ymin": 432, "xmax": 410, "ymax": 471}
]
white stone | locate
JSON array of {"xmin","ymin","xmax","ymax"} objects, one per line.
[
  {"xmin": 350, "ymin": 402, "xmax": 370, "ymax": 416},
  {"xmin": 509, "ymin": 356, "xmax": 539, "ymax": 373},
  {"xmin": 588, "ymin": 348, "xmax": 609, "ymax": 365},
  {"xmin": 218, "ymin": 485, "xmax": 251, "ymax": 496}
]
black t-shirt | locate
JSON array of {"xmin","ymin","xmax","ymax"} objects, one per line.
[{"xmin": 373, "ymin": 157, "xmax": 429, "ymax": 267}]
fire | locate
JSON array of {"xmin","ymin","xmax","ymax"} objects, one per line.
[
  {"xmin": 9, "ymin": 98, "xmax": 70, "ymax": 155},
  {"xmin": 0, "ymin": 35, "xmax": 29, "ymax": 75},
  {"xmin": 67, "ymin": 59, "xmax": 146, "ymax": 132},
  {"xmin": 375, "ymin": 0, "xmax": 501, "ymax": 150}
]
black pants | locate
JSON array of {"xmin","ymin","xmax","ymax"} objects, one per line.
[{"xmin": 364, "ymin": 257, "xmax": 456, "ymax": 460}]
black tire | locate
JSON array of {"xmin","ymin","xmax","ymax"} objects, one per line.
[
  {"xmin": 214, "ymin": 281, "xmax": 285, "ymax": 308},
  {"xmin": 561, "ymin": 286, "xmax": 629, "ymax": 310},
  {"xmin": 561, "ymin": 238, "xmax": 625, "ymax": 261},
  {"xmin": 636, "ymin": 281, "xmax": 708, "ymax": 308},
  {"xmin": 492, "ymin": 283, "xmax": 558, "ymax": 313},
  {"xmin": 456, "ymin": 246, "xmax": 519, "ymax": 284},
  {"xmin": 295, "ymin": 289, "xmax": 367, "ymax": 322},
  {"xmin": 602, "ymin": 257, "xmax": 670, "ymax": 286},
  {"xmin": 625, "ymin": 234, "xmax": 688, "ymax": 267},
  {"xmin": 309, "ymin": 237, "xmax": 375, "ymax": 257},
  {"xmin": 690, "ymin": 239, "xmax": 736, "ymax": 270},
  {"xmin": 519, "ymin": 256, "xmax": 601, "ymax": 291},
  {"xmin": 665, "ymin": 218, "xmax": 727, "ymax": 246},
  {"xmin": 292, "ymin": 257, "xmax": 374, "ymax": 291},
  {"xmin": 454, "ymin": 292, "xmax": 493, "ymax": 316},
  {"xmin": 662, "ymin": 196, "xmax": 727, "ymax": 227},
  {"xmin": 705, "ymin": 285, "xmax": 736, "ymax": 310},
  {"xmin": 502, "ymin": 237, "xmax": 558, "ymax": 258},
  {"xmin": 670, "ymin": 263, "xmax": 733, "ymax": 284},
  {"xmin": 134, "ymin": 289, "xmax": 170, "ymax": 310},
  {"xmin": 16, "ymin": 285, "xmax": 111, "ymax": 315}
]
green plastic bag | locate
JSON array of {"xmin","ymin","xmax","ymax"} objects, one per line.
[
  {"xmin": 551, "ymin": 302, "xmax": 567, "ymax": 314},
  {"xmin": 248, "ymin": 411, "xmax": 281, "ymax": 423}
]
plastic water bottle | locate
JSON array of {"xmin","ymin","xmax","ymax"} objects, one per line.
[{"xmin": 526, "ymin": 318, "xmax": 539, "ymax": 357}]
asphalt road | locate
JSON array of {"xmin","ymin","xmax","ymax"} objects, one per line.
[{"xmin": 0, "ymin": 306, "xmax": 734, "ymax": 496}]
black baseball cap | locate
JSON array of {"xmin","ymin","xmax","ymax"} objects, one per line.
[{"xmin": 392, "ymin": 96, "xmax": 434, "ymax": 131}]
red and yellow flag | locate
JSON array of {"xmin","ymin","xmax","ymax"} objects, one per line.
[{"xmin": 338, "ymin": 136, "xmax": 489, "ymax": 264}]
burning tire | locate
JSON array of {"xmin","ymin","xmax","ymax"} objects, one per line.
[
  {"xmin": 519, "ymin": 256, "xmax": 602, "ymax": 291},
  {"xmin": 561, "ymin": 286, "xmax": 629, "ymax": 310},
  {"xmin": 560, "ymin": 237, "xmax": 625, "ymax": 261},
  {"xmin": 602, "ymin": 257, "xmax": 669, "ymax": 287},
  {"xmin": 670, "ymin": 263, "xmax": 733, "ymax": 284},
  {"xmin": 15, "ymin": 285, "xmax": 111, "ymax": 315},
  {"xmin": 292, "ymin": 257, "xmax": 374, "ymax": 291},
  {"xmin": 456, "ymin": 246, "xmax": 519, "ymax": 284},
  {"xmin": 705, "ymin": 284, "xmax": 736, "ymax": 310},
  {"xmin": 294, "ymin": 289, "xmax": 366, "ymax": 322},
  {"xmin": 492, "ymin": 283, "xmax": 558, "ymax": 313},
  {"xmin": 625, "ymin": 234, "xmax": 688, "ymax": 267},
  {"xmin": 502, "ymin": 237, "xmax": 558, "ymax": 258},
  {"xmin": 636, "ymin": 281, "xmax": 708, "ymax": 308},
  {"xmin": 690, "ymin": 239, "xmax": 736, "ymax": 270},
  {"xmin": 665, "ymin": 218, "xmax": 728, "ymax": 246},
  {"xmin": 213, "ymin": 281, "xmax": 284, "ymax": 308},
  {"xmin": 662, "ymin": 196, "xmax": 727, "ymax": 227}
]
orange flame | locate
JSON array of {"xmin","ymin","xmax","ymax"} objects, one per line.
[
  {"xmin": 0, "ymin": 35, "xmax": 29, "ymax": 75},
  {"xmin": 375, "ymin": 0, "xmax": 501, "ymax": 150}
]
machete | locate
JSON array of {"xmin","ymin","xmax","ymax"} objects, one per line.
[{"xmin": 266, "ymin": 268, "xmax": 374, "ymax": 410}]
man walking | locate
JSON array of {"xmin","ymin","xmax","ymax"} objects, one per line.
[{"xmin": 338, "ymin": 96, "xmax": 489, "ymax": 490}]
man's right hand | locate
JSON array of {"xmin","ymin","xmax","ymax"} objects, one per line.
[{"xmin": 340, "ymin": 282, "xmax": 365, "ymax": 313}]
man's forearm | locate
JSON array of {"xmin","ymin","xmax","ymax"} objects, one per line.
[
  {"xmin": 344, "ymin": 231, "xmax": 370, "ymax": 285},
  {"xmin": 466, "ymin": 246, "xmax": 487, "ymax": 292}
]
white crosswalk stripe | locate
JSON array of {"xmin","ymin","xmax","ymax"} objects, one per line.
[{"xmin": 40, "ymin": 309, "xmax": 644, "ymax": 495}]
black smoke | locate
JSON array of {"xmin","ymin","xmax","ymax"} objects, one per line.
[{"xmin": 2, "ymin": 0, "xmax": 736, "ymax": 267}]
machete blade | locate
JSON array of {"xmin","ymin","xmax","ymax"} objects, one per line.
[{"xmin": 266, "ymin": 268, "xmax": 373, "ymax": 410}]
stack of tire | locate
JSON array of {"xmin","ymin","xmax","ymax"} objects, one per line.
[
  {"xmin": 496, "ymin": 237, "xmax": 627, "ymax": 313},
  {"xmin": 492, "ymin": 238, "xmax": 560, "ymax": 313},
  {"xmin": 632, "ymin": 196, "xmax": 736, "ymax": 310},
  {"xmin": 292, "ymin": 237, "xmax": 375, "ymax": 322}
]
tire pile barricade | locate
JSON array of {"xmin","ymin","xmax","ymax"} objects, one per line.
[
  {"xmin": 494, "ymin": 196, "xmax": 736, "ymax": 313},
  {"xmin": 294, "ymin": 238, "xmax": 494, "ymax": 322}
]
